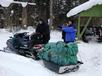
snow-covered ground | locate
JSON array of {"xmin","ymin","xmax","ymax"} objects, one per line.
[{"xmin": 0, "ymin": 28, "xmax": 102, "ymax": 76}]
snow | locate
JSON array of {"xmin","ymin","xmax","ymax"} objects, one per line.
[
  {"xmin": 0, "ymin": 28, "xmax": 102, "ymax": 76},
  {"xmin": 14, "ymin": 1, "xmax": 36, "ymax": 7},
  {"xmin": 67, "ymin": 0, "xmax": 102, "ymax": 17},
  {"xmin": 0, "ymin": 0, "xmax": 13, "ymax": 7},
  {"xmin": 13, "ymin": 1, "xmax": 28, "ymax": 7},
  {"xmin": 0, "ymin": 0, "xmax": 36, "ymax": 7}
]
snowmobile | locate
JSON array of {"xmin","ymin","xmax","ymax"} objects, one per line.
[{"xmin": 4, "ymin": 32, "xmax": 44, "ymax": 60}]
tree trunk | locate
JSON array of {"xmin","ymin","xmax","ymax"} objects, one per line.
[
  {"xmin": 22, "ymin": 7, "xmax": 27, "ymax": 28},
  {"xmin": 50, "ymin": 0, "xmax": 53, "ymax": 27}
]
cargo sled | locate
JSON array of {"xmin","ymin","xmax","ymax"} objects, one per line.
[
  {"xmin": 38, "ymin": 42, "xmax": 83, "ymax": 74},
  {"xmin": 43, "ymin": 60, "xmax": 83, "ymax": 74}
]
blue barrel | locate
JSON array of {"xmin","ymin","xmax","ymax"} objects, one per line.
[{"xmin": 62, "ymin": 27, "xmax": 76, "ymax": 42}]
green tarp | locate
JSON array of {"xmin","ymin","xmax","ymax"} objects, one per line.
[{"xmin": 38, "ymin": 41, "xmax": 78, "ymax": 65}]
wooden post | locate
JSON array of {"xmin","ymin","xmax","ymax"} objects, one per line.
[
  {"xmin": 79, "ymin": 17, "xmax": 92, "ymax": 39},
  {"xmin": 77, "ymin": 16, "xmax": 81, "ymax": 40}
]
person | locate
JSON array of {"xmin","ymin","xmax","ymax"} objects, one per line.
[
  {"xmin": 62, "ymin": 20, "xmax": 76, "ymax": 43},
  {"xmin": 82, "ymin": 27, "xmax": 94, "ymax": 43},
  {"xmin": 61, "ymin": 22, "xmax": 69, "ymax": 42},
  {"xmin": 35, "ymin": 19, "xmax": 50, "ymax": 44},
  {"xmin": 28, "ymin": 19, "xmax": 50, "ymax": 50},
  {"xmin": 67, "ymin": 19, "xmax": 76, "ymax": 28}
]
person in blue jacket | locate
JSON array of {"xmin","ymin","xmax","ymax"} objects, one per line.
[
  {"xmin": 62, "ymin": 20, "xmax": 76, "ymax": 43},
  {"xmin": 58, "ymin": 22, "xmax": 69, "ymax": 42}
]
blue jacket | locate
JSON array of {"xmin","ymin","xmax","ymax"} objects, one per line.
[{"xmin": 62, "ymin": 27, "xmax": 76, "ymax": 42}]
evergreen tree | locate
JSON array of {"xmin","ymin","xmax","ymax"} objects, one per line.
[{"xmin": 3, "ymin": 0, "xmax": 89, "ymax": 28}]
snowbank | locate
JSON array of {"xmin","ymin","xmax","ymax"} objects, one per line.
[{"xmin": 0, "ymin": 52, "xmax": 51, "ymax": 76}]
